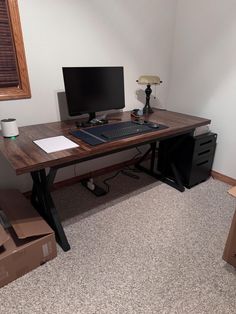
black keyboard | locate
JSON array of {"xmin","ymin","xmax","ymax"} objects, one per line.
[{"xmin": 101, "ymin": 124, "xmax": 151, "ymax": 140}]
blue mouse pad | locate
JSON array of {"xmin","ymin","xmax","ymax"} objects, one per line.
[{"xmin": 70, "ymin": 121, "xmax": 168, "ymax": 146}]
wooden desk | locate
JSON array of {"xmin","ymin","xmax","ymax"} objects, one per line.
[{"xmin": 0, "ymin": 109, "xmax": 210, "ymax": 251}]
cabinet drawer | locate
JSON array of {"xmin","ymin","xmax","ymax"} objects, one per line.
[
  {"xmin": 193, "ymin": 145, "xmax": 216, "ymax": 160},
  {"xmin": 157, "ymin": 132, "xmax": 217, "ymax": 189},
  {"xmin": 193, "ymin": 133, "xmax": 217, "ymax": 152},
  {"xmin": 188, "ymin": 154, "xmax": 215, "ymax": 188}
]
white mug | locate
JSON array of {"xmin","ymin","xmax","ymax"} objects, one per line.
[{"xmin": 1, "ymin": 118, "xmax": 19, "ymax": 137}]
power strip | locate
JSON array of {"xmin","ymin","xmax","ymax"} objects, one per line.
[{"xmin": 81, "ymin": 179, "xmax": 107, "ymax": 197}]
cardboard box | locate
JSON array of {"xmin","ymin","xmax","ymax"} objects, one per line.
[
  {"xmin": 228, "ymin": 186, "xmax": 236, "ymax": 197},
  {"xmin": 0, "ymin": 189, "xmax": 57, "ymax": 288},
  {"xmin": 223, "ymin": 186, "xmax": 236, "ymax": 267}
]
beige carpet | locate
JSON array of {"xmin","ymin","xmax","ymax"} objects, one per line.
[{"xmin": 0, "ymin": 174, "xmax": 236, "ymax": 314}]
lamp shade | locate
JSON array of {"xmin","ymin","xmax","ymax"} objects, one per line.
[{"xmin": 137, "ymin": 75, "xmax": 161, "ymax": 85}]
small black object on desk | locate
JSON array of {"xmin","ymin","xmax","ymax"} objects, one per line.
[
  {"xmin": 132, "ymin": 119, "xmax": 160, "ymax": 129},
  {"xmin": 76, "ymin": 118, "xmax": 108, "ymax": 128}
]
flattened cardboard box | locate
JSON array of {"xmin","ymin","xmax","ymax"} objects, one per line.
[
  {"xmin": 0, "ymin": 189, "xmax": 57, "ymax": 288},
  {"xmin": 228, "ymin": 186, "xmax": 236, "ymax": 198}
]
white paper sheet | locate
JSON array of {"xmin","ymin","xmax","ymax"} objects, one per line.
[{"xmin": 33, "ymin": 135, "xmax": 79, "ymax": 153}]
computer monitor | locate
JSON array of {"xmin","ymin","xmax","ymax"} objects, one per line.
[{"xmin": 62, "ymin": 66, "xmax": 125, "ymax": 122}]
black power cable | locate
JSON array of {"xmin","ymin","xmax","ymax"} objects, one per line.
[{"xmin": 102, "ymin": 147, "xmax": 143, "ymax": 193}]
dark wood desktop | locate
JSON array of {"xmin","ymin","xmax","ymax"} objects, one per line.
[{"xmin": 0, "ymin": 109, "xmax": 210, "ymax": 251}]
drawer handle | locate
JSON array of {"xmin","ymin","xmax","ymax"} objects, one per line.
[
  {"xmin": 198, "ymin": 149, "xmax": 210, "ymax": 156},
  {"xmin": 197, "ymin": 160, "xmax": 208, "ymax": 166},
  {"xmin": 200, "ymin": 139, "xmax": 212, "ymax": 146}
]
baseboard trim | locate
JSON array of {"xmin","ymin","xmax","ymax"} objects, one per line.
[
  {"xmin": 211, "ymin": 170, "xmax": 236, "ymax": 186},
  {"xmin": 24, "ymin": 155, "xmax": 150, "ymax": 197},
  {"xmin": 53, "ymin": 156, "xmax": 146, "ymax": 190},
  {"xmin": 24, "ymin": 159, "xmax": 235, "ymax": 198}
]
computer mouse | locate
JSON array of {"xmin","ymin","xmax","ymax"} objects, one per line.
[{"xmin": 133, "ymin": 119, "xmax": 145, "ymax": 125}]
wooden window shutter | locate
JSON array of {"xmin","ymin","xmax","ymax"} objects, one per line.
[
  {"xmin": 0, "ymin": 0, "xmax": 19, "ymax": 88},
  {"xmin": 0, "ymin": 0, "xmax": 31, "ymax": 100}
]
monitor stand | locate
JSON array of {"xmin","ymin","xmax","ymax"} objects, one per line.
[
  {"xmin": 75, "ymin": 112, "xmax": 108, "ymax": 128},
  {"xmin": 88, "ymin": 112, "xmax": 96, "ymax": 122}
]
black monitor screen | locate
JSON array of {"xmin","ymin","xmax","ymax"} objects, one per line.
[{"xmin": 62, "ymin": 66, "xmax": 125, "ymax": 117}]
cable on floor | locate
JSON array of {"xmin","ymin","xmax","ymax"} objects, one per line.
[{"xmin": 102, "ymin": 147, "xmax": 144, "ymax": 192}]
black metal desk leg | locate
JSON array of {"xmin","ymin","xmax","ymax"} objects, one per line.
[
  {"xmin": 150, "ymin": 142, "xmax": 157, "ymax": 172},
  {"xmin": 170, "ymin": 163, "xmax": 185, "ymax": 192},
  {"xmin": 159, "ymin": 162, "xmax": 185, "ymax": 192},
  {"xmin": 31, "ymin": 169, "xmax": 71, "ymax": 252}
]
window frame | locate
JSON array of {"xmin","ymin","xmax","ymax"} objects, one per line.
[{"xmin": 0, "ymin": 0, "xmax": 31, "ymax": 100}]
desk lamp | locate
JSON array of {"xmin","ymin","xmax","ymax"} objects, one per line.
[{"xmin": 136, "ymin": 75, "xmax": 162, "ymax": 114}]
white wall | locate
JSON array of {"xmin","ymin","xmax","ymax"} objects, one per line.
[
  {"xmin": 167, "ymin": 0, "xmax": 236, "ymax": 179},
  {"xmin": 0, "ymin": 0, "xmax": 177, "ymax": 191}
]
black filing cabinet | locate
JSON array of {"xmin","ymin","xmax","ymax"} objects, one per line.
[{"xmin": 158, "ymin": 132, "xmax": 217, "ymax": 188}]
